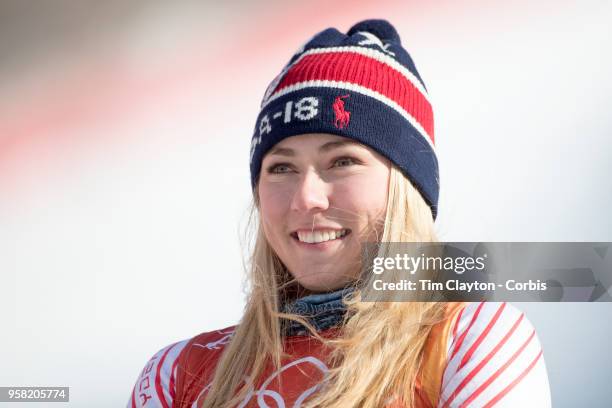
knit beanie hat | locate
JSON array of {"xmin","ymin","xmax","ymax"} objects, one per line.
[{"xmin": 249, "ymin": 19, "xmax": 438, "ymax": 219}]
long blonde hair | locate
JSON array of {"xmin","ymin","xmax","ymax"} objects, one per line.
[{"xmin": 200, "ymin": 166, "xmax": 446, "ymax": 408}]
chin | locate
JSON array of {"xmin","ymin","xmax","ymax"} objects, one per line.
[{"xmin": 292, "ymin": 270, "xmax": 352, "ymax": 293}]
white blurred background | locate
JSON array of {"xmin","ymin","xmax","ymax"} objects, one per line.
[{"xmin": 1, "ymin": 0, "xmax": 611, "ymax": 406}]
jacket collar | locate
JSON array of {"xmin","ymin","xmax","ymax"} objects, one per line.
[{"xmin": 282, "ymin": 287, "xmax": 355, "ymax": 336}]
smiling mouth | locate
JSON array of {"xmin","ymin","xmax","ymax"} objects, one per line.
[{"xmin": 290, "ymin": 229, "xmax": 352, "ymax": 244}]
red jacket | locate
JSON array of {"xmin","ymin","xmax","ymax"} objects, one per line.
[{"xmin": 128, "ymin": 302, "xmax": 551, "ymax": 407}]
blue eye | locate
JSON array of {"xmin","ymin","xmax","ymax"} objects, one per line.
[
  {"xmin": 333, "ymin": 157, "xmax": 356, "ymax": 167},
  {"xmin": 268, "ymin": 163, "xmax": 292, "ymax": 174}
]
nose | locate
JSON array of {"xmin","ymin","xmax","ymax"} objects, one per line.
[{"xmin": 290, "ymin": 169, "xmax": 330, "ymax": 213}]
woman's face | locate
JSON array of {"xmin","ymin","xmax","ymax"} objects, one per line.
[{"xmin": 258, "ymin": 133, "xmax": 390, "ymax": 292}]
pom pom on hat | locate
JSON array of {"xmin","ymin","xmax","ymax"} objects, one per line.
[{"xmin": 347, "ymin": 19, "xmax": 401, "ymax": 43}]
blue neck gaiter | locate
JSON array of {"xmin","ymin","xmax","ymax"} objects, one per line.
[{"xmin": 282, "ymin": 287, "xmax": 355, "ymax": 336}]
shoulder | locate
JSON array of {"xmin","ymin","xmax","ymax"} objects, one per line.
[
  {"xmin": 439, "ymin": 302, "xmax": 551, "ymax": 407},
  {"xmin": 188, "ymin": 325, "xmax": 237, "ymax": 351},
  {"xmin": 127, "ymin": 338, "xmax": 190, "ymax": 408},
  {"xmin": 127, "ymin": 325, "xmax": 237, "ymax": 408}
]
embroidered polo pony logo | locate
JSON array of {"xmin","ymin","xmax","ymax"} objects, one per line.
[{"xmin": 332, "ymin": 95, "xmax": 351, "ymax": 129}]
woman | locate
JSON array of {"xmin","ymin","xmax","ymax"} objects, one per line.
[{"xmin": 128, "ymin": 19, "xmax": 551, "ymax": 407}]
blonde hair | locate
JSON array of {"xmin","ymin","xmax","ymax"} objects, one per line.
[{"xmin": 200, "ymin": 166, "xmax": 446, "ymax": 408}]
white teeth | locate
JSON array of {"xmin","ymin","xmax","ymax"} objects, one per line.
[{"xmin": 296, "ymin": 229, "xmax": 348, "ymax": 244}]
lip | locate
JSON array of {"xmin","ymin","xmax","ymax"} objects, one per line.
[
  {"xmin": 289, "ymin": 228, "xmax": 352, "ymax": 251},
  {"xmin": 290, "ymin": 226, "xmax": 349, "ymax": 234}
]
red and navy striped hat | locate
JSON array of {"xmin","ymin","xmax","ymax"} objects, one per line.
[{"xmin": 249, "ymin": 19, "xmax": 438, "ymax": 219}]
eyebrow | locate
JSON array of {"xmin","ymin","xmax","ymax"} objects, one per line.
[{"xmin": 268, "ymin": 140, "xmax": 359, "ymax": 156}]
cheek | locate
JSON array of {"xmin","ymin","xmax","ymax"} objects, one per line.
[
  {"xmin": 333, "ymin": 174, "xmax": 389, "ymax": 218},
  {"xmin": 258, "ymin": 184, "xmax": 291, "ymax": 236}
]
